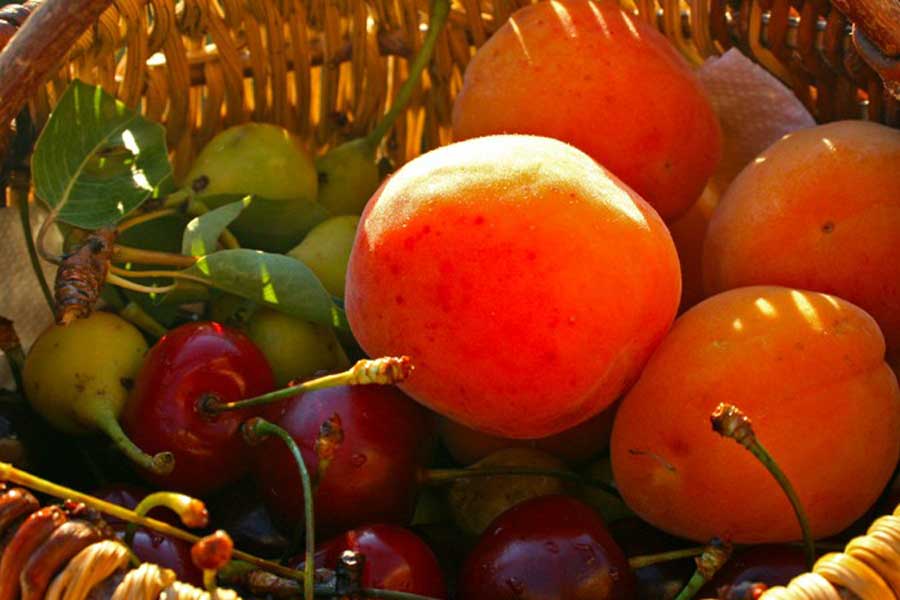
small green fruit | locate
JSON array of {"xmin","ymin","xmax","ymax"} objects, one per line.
[
  {"xmin": 23, "ymin": 312, "xmax": 173, "ymax": 474},
  {"xmin": 245, "ymin": 308, "xmax": 350, "ymax": 387},
  {"xmin": 185, "ymin": 123, "xmax": 322, "ymax": 252},
  {"xmin": 448, "ymin": 447, "xmax": 573, "ymax": 536},
  {"xmin": 288, "ymin": 215, "xmax": 359, "ymax": 298},
  {"xmin": 315, "ymin": 139, "xmax": 381, "ymax": 216}
]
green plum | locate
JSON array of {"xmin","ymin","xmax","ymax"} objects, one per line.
[
  {"xmin": 245, "ymin": 308, "xmax": 349, "ymax": 387},
  {"xmin": 184, "ymin": 123, "xmax": 322, "ymax": 252},
  {"xmin": 287, "ymin": 215, "xmax": 359, "ymax": 298},
  {"xmin": 447, "ymin": 448, "xmax": 574, "ymax": 536},
  {"xmin": 22, "ymin": 312, "xmax": 173, "ymax": 474},
  {"xmin": 313, "ymin": 0, "xmax": 450, "ymax": 216}
]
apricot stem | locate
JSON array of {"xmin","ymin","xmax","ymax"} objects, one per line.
[
  {"xmin": 711, "ymin": 403, "xmax": 815, "ymax": 570},
  {"xmin": 124, "ymin": 491, "xmax": 209, "ymax": 546},
  {"xmin": 204, "ymin": 357, "xmax": 412, "ymax": 414},
  {"xmin": 421, "ymin": 467, "xmax": 621, "ymax": 498},
  {"xmin": 112, "ymin": 244, "xmax": 198, "ymax": 268},
  {"xmin": 627, "ymin": 547, "xmax": 706, "ymax": 569},
  {"xmin": 672, "ymin": 538, "xmax": 732, "ymax": 600},
  {"xmin": 116, "ymin": 208, "xmax": 180, "ymax": 233},
  {"xmin": 93, "ymin": 409, "xmax": 175, "ymax": 476},
  {"xmin": 118, "ymin": 302, "xmax": 168, "ymax": 339},
  {"xmin": 243, "ymin": 418, "xmax": 315, "ymax": 600},
  {"xmin": 364, "ymin": 0, "xmax": 451, "ymax": 149},
  {"xmin": 0, "ymin": 461, "xmax": 308, "ymax": 581}
]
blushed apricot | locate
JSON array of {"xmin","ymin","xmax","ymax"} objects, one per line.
[
  {"xmin": 345, "ymin": 135, "xmax": 680, "ymax": 439},
  {"xmin": 451, "ymin": 0, "xmax": 721, "ymax": 221},
  {"xmin": 703, "ymin": 121, "xmax": 900, "ymax": 355},
  {"xmin": 611, "ymin": 286, "xmax": 900, "ymax": 543}
]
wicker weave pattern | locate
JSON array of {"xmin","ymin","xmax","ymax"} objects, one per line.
[{"xmin": 21, "ymin": 0, "xmax": 896, "ymax": 182}]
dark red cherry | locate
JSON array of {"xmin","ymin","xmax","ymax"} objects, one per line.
[
  {"xmin": 206, "ymin": 481, "xmax": 290, "ymax": 558},
  {"xmin": 700, "ymin": 545, "xmax": 807, "ymax": 598},
  {"xmin": 291, "ymin": 524, "xmax": 446, "ymax": 598},
  {"xmin": 93, "ymin": 484, "xmax": 202, "ymax": 585},
  {"xmin": 121, "ymin": 322, "xmax": 275, "ymax": 495},
  {"xmin": 253, "ymin": 384, "xmax": 434, "ymax": 534},
  {"xmin": 460, "ymin": 495, "xmax": 635, "ymax": 600}
]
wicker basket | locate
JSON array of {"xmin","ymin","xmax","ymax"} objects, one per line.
[{"xmin": 0, "ymin": 0, "xmax": 898, "ymax": 599}]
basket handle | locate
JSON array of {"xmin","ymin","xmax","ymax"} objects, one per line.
[{"xmin": 0, "ymin": 0, "xmax": 113, "ymax": 129}]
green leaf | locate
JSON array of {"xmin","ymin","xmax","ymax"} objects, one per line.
[
  {"xmin": 184, "ymin": 249, "xmax": 334, "ymax": 325},
  {"xmin": 32, "ymin": 80, "xmax": 172, "ymax": 229},
  {"xmin": 182, "ymin": 196, "xmax": 250, "ymax": 256}
]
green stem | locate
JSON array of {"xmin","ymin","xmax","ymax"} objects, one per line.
[
  {"xmin": 628, "ymin": 547, "xmax": 706, "ymax": 569},
  {"xmin": 11, "ymin": 173, "xmax": 54, "ymax": 314},
  {"xmin": 671, "ymin": 539, "xmax": 732, "ymax": 600},
  {"xmin": 125, "ymin": 491, "xmax": 209, "ymax": 546},
  {"xmin": 203, "ymin": 570, "xmax": 218, "ymax": 593},
  {"xmin": 711, "ymin": 403, "xmax": 815, "ymax": 570},
  {"xmin": 93, "ymin": 409, "xmax": 174, "ymax": 475},
  {"xmin": 244, "ymin": 418, "xmax": 315, "ymax": 600},
  {"xmin": 161, "ymin": 188, "xmax": 192, "ymax": 209},
  {"xmin": 204, "ymin": 357, "xmax": 411, "ymax": 414},
  {"xmin": 362, "ymin": 590, "xmax": 442, "ymax": 600},
  {"xmin": 119, "ymin": 302, "xmax": 167, "ymax": 339},
  {"xmin": 421, "ymin": 467, "xmax": 621, "ymax": 498},
  {"xmin": 672, "ymin": 571, "xmax": 709, "ymax": 600},
  {"xmin": 364, "ymin": 0, "xmax": 451, "ymax": 149}
]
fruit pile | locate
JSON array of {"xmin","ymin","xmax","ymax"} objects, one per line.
[{"xmin": 1, "ymin": 0, "xmax": 899, "ymax": 598}]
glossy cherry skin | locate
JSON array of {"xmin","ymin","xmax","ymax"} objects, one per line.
[
  {"xmin": 93, "ymin": 484, "xmax": 202, "ymax": 585},
  {"xmin": 700, "ymin": 545, "xmax": 807, "ymax": 598},
  {"xmin": 253, "ymin": 384, "xmax": 434, "ymax": 535},
  {"xmin": 206, "ymin": 481, "xmax": 290, "ymax": 558},
  {"xmin": 460, "ymin": 495, "xmax": 635, "ymax": 600},
  {"xmin": 121, "ymin": 322, "xmax": 275, "ymax": 495},
  {"xmin": 291, "ymin": 524, "xmax": 447, "ymax": 598}
]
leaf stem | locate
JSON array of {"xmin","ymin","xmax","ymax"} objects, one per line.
[
  {"xmin": 364, "ymin": 0, "xmax": 451, "ymax": 149},
  {"xmin": 243, "ymin": 418, "xmax": 316, "ymax": 600},
  {"xmin": 106, "ymin": 272, "xmax": 176, "ymax": 295},
  {"xmin": 112, "ymin": 244, "xmax": 198, "ymax": 268},
  {"xmin": 117, "ymin": 208, "xmax": 180, "ymax": 233},
  {"xmin": 202, "ymin": 357, "xmax": 412, "ymax": 414},
  {"xmin": 34, "ymin": 200, "xmax": 63, "ymax": 266},
  {"xmin": 109, "ymin": 265, "xmax": 205, "ymax": 284},
  {"xmin": 9, "ymin": 171, "xmax": 54, "ymax": 313},
  {"xmin": 0, "ymin": 461, "xmax": 308, "ymax": 581}
]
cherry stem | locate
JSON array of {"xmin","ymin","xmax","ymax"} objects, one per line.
[
  {"xmin": 118, "ymin": 301, "xmax": 168, "ymax": 339},
  {"xmin": 627, "ymin": 547, "xmax": 706, "ymax": 569},
  {"xmin": 711, "ymin": 403, "xmax": 815, "ymax": 570},
  {"xmin": 361, "ymin": 590, "xmax": 442, "ymax": 600},
  {"xmin": 113, "ymin": 243, "xmax": 198, "ymax": 268},
  {"xmin": 364, "ymin": 0, "xmax": 451, "ymax": 150},
  {"xmin": 203, "ymin": 570, "xmax": 218, "ymax": 593},
  {"xmin": 116, "ymin": 208, "xmax": 180, "ymax": 233},
  {"xmin": 243, "ymin": 418, "xmax": 316, "ymax": 600},
  {"xmin": 93, "ymin": 409, "xmax": 175, "ymax": 475},
  {"xmin": 124, "ymin": 491, "xmax": 209, "ymax": 546},
  {"xmin": 421, "ymin": 467, "xmax": 621, "ymax": 498},
  {"xmin": 204, "ymin": 357, "xmax": 413, "ymax": 414},
  {"xmin": 672, "ymin": 538, "xmax": 732, "ymax": 600},
  {"xmin": 0, "ymin": 461, "xmax": 307, "ymax": 581}
]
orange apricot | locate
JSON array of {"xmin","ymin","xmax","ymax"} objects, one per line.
[
  {"xmin": 345, "ymin": 135, "xmax": 681, "ymax": 439},
  {"xmin": 703, "ymin": 121, "xmax": 900, "ymax": 356},
  {"xmin": 451, "ymin": 0, "xmax": 721, "ymax": 221},
  {"xmin": 439, "ymin": 405, "xmax": 616, "ymax": 466},
  {"xmin": 668, "ymin": 187, "xmax": 719, "ymax": 312},
  {"xmin": 611, "ymin": 286, "xmax": 900, "ymax": 543}
]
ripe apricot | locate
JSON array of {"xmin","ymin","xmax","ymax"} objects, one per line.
[
  {"xmin": 611, "ymin": 286, "xmax": 900, "ymax": 543},
  {"xmin": 345, "ymin": 134, "xmax": 680, "ymax": 439},
  {"xmin": 703, "ymin": 121, "xmax": 900, "ymax": 356},
  {"xmin": 451, "ymin": 0, "xmax": 721, "ymax": 221}
]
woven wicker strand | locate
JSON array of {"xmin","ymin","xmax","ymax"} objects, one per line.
[{"xmin": 0, "ymin": 0, "xmax": 897, "ymax": 186}]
